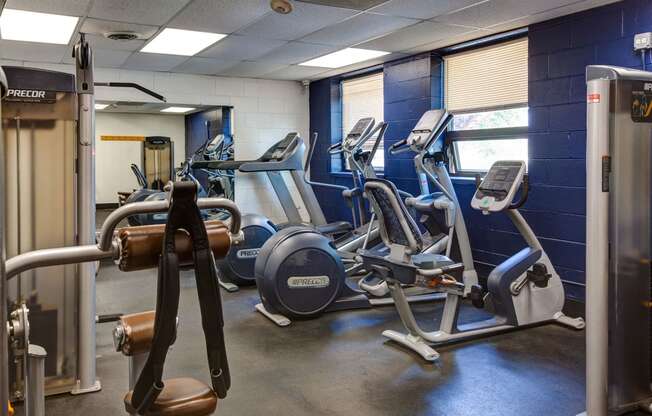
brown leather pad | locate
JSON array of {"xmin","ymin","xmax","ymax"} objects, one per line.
[
  {"xmin": 124, "ymin": 378, "xmax": 217, "ymax": 416},
  {"xmin": 118, "ymin": 311, "xmax": 156, "ymax": 356},
  {"xmin": 118, "ymin": 220, "xmax": 231, "ymax": 272}
]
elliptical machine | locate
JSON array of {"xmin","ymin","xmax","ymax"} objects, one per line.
[
  {"xmin": 194, "ymin": 119, "xmax": 384, "ymax": 287},
  {"xmin": 254, "ymin": 110, "xmax": 472, "ymax": 326},
  {"xmin": 359, "ymin": 109, "xmax": 479, "ymax": 296},
  {"xmin": 360, "ymin": 160, "xmax": 585, "ymax": 362}
]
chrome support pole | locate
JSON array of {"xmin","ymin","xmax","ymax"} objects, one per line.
[
  {"xmin": 0, "ymin": 66, "xmax": 10, "ymax": 416},
  {"xmin": 26, "ymin": 345, "xmax": 46, "ymax": 416},
  {"xmin": 584, "ymin": 78, "xmax": 611, "ymax": 416},
  {"xmin": 73, "ymin": 35, "xmax": 100, "ymax": 395}
]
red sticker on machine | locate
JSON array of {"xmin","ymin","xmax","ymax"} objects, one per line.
[{"xmin": 587, "ymin": 94, "xmax": 600, "ymax": 103}]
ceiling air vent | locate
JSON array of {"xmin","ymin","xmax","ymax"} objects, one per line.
[{"xmin": 105, "ymin": 32, "xmax": 140, "ymax": 41}]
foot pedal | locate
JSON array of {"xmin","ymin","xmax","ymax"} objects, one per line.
[
  {"xmin": 527, "ymin": 263, "xmax": 551, "ymax": 288},
  {"xmin": 469, "ymin": 285, "xmax": 484, "ymax": 308}
]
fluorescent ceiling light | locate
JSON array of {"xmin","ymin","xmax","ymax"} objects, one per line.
[
  {"xmin": 0, "ymin": 9, "xmax": 78, "ymax": 45},
  {"xmin": 161, "ymin": 106, "xmax": 196, "ymax": 113},
  {"xmin": 299, "ymin": 48, "xmax": 390, "ymax": 68},
  {"xmin": 95, "ymin": 103, "xmax": 109, "ymax": 110},
  {"xmin": 141, "ymin": 28, "xmax": 226, "ymax": 56}
]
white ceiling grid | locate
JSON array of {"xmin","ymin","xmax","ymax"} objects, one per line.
[{"xmin": 0, "ymin": 0, "xmax": 621, "ymax": 80}]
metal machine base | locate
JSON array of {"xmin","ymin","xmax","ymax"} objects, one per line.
[
  {"xmin": 70, "ymin": 379, "xmax": 101, "ymax": 395},
  {"xmin": 256, "ymin": 291, "xmax": 446, "ymax": 328},
  {"xmin": 384, "ymin": 312, "xmax": 585, "ymax": 362},
  {"xmin": 255, "ymin": 304, "xmax": 291, "ymax": 327},
  {"xmin": 218, "ymin": 278, "xmax": 239, "ymax": 293}
]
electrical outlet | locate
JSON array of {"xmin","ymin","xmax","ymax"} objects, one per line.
[{"xmin": 635, "ymin": 32, "xmax": 652, "ymax": 51}]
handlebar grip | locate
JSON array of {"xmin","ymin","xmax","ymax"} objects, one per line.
[
  {"xmin": 328, "ymin": 142, "xmax": 343, "ymax": 155},
  {"xmin": 509, "ymin": 174, "xmax": 529, "ymax": 210},
  {"xmin": 389, "ymin": 139, "xmax": 409, "ymax": 155}
]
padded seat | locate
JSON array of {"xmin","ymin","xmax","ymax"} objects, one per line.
[
  {"xmin": 411, "ymin": 253, "xmax": 455, "ymax": 270},
  {"xmin": 124, "ymin": 378, "xmax": 217, "ymax": 416}
]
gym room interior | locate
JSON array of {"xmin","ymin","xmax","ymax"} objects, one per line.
[{"xmin": 0, "ymin": 0, "xmax": 648, "ymax": 415}]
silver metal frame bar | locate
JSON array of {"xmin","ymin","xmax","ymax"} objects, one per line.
[
  {"xmin": 583, "ymin": 77, "xmax": 611, "ymax": 416},
  {"xmin": 0, "ymin": 65, "xmax": 9, "ymax": 416}
]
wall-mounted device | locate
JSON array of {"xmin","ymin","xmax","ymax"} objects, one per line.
[{"xmin": 634, "ymin": 32, "xmax": 652, "ymax": 70}]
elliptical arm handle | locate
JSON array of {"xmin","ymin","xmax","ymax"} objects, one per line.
[
  {"xmin": 365, "ymin": 122, "xmax": 388, "ymax": 165},
  {"xmin": 509, "ymin": 174, "xmax": 529, "ymax": 210}
]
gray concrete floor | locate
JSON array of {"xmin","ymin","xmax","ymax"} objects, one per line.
[
  {"xmin": 27, "ymin": 210, "xmax": 598, "ymax": 416},
  {"xmin": 35, "ymin": 262, "xmax": 593, "ymax": 416}
]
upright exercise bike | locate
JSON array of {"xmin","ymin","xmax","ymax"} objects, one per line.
[{"xmin": 361, "ymin": 160, "xmax": 585, "ymax": 362}]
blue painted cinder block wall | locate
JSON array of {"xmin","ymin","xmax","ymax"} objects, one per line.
[{"xmin": 309, "ymin": 0, "xmax": 649, "ymax": 301}]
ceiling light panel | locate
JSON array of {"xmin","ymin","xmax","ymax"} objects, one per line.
[
  {"xmin": 141, "ymin": 28, "xmax": 226, "ymax": 56},
  {"xmin": 0, "ymin": 9, "xmax": 79, "ymax": 44},
  {"xmin": 300, "ymin": 47, "xmax": 389, "ymax": 68},
  {"xmin": 95, "ymin": 103, "xmax": 110, "ymax": 110},
  {"xmin": 161, "ymin": 106, "xmax": 196, "ymax": 113}
]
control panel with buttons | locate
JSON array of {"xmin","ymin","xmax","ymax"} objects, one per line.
[{"xmin": 471, "ymin": 160, "xmax": 526, "ymax": 213}]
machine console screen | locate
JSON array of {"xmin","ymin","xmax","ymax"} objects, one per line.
[
  {"xmin": 407, "ymin": 110, "xmax": 445, "ymax": 149},
  {"xmin": 345, "ymin": 117, "xmax": 374, "ymax": 147},
  {"xmin": 471, "ymin": 161, "xmax": 525, "ymax": 212}
]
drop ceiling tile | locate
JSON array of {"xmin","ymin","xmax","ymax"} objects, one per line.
[
  {"xmin": 434, "ymin": 0, "xmax": 582, "ymax": 29},
  {"xmin": 256, "ymin": 41, "xmax": 340, "ymax": 64},
  {"xmin": 199, "ymin": 35, "xmax": 287, "ymax": 61},
  {"xmin": 122, "ymin": 53, "xmax": 189, "ymax": 72},
  {"xmin": 5, "ymin": 0, "xmax": 92, "ymax": 15},
  {"xmin": 172, "ymin": 57, "xmax": 240, "ymax": 75},
  {"xmin": 300, "ymin": 12, "xmax": 418, "ymax": 47},
  {"xmin": 0, "ymin": 40, "xmax": 68, "ymax": 63},
  {"xmin": 357, "ymin": 21, "xmax": 475, "ymax": 52},
  {"xmin": 218, "ymin": 61, "xmax": 289, "ymax": 78},
  {"xmin": 263, "ymin": 65, "xmax": 330, "ymax": 80},
  {"xmin": 297, "ymin": 0, "xmax": 390, "ymax": 10},
  {"xmin": 486, "ymin": 0, "xmax": 620, "ymax": 32},
  {"xmin": 314, "ymin": 51, "xmax": 405, "ymax": 78},
  {"xmin": 169, "ymin": 0, "xmax": 271, "ymax": 33},
  {"xmin": 88, "ymin": 0, "xmax": 192, "ymax": 26},
  {"xmin": 63, "ymin": 48, "xmax": 133, "ymax": 68},
  {"xmin": 405, "ymin": 29, "xmax": 492, "ymax": 53},
  {"xmin": 236, "ymin": 1, "xmax": 358, "ymax": 41},
  {"xmin": 370, "ymin": 0, "xmax": 488, "ymax": 19}
]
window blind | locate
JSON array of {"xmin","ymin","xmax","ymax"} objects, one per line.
[
  {"xmin": 341, "ymin": 72, "xmax": 384, "ymax": 169},
  {"xmin": 444, "ymin": 38, "xmax": 528, "ymax": 113}
]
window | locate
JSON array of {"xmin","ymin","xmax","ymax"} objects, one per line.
[
  {"xmin": 341, "ymin": 72, "xmax": 384, "ymax": 170},
  {"xmin": 445, "ymin": 38, "xmax": 529, "ymax": 174}
]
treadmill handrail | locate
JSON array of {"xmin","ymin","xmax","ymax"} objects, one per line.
[{"xmin": 239, "ymin": 158, "xmax": 302, "ymax": 173}]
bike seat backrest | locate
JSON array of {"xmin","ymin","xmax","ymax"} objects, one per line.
[{"xmin": 365, "ymin": 179, "xmax": 424, "ymax": 255}]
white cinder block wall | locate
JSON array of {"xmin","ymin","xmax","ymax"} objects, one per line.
[{"xmin": 4, "ymin": 60, "xmax": 311, "ymax": 222}]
